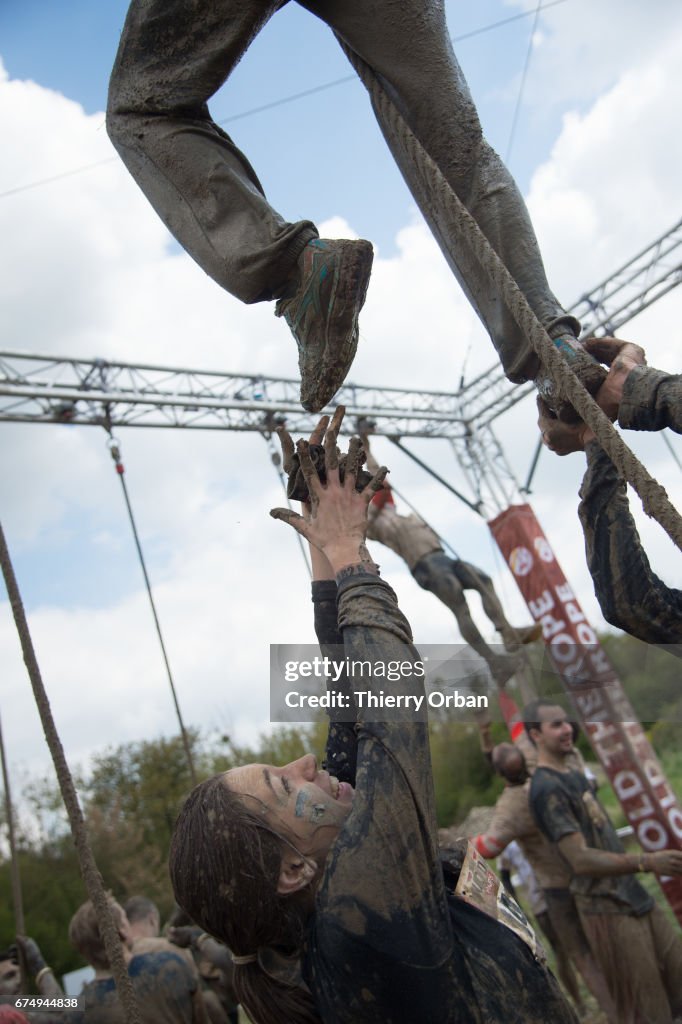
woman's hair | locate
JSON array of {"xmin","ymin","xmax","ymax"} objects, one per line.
[{"xmin": 169, "ymin": 773, "xmax": 321, "ymax": 1024}]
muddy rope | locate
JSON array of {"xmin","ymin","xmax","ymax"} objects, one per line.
[
  {"xmin": 0, "ymin": 519, "xmax": 142, "ymax": 1024},
  {"xmin": 336, "ymin": 37, "xmax": 682, "ymax": 551}
]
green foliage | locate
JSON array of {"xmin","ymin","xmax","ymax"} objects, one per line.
[
  {"xmin": 0, "ymin": 841, "xmax": 85, "ymax": 979},
  {"xmin": 600, "ymin": 633, "xmax": 681, "ymax": 723},
  {"xmin": 429, "ymin": 721, "xmax": 502, "ymax": 826}
]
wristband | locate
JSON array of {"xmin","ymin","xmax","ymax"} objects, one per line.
[
  {"xmin": 35, "ymin": 966, "xmax": 53, "ymax": 985},
  {"xmin": 638, "ymin": 853, "xmax": 648, "ymax": 873},
  {"xmin": 195, "ymin": 933, "xmax": 210, "ymax": 950}
]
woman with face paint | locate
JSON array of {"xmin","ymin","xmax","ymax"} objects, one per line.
[{"xmin": 169, "ymin": 409, "xmax": 578, "ymax": 1024}]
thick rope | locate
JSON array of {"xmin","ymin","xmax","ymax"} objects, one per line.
[
  {"xmin": 0, "ymin": 520, "xmax": 142, "ymax": 1024},
  {"xmin": 337, "ymin": 38, "xmax": 682, "ymax": 551}
]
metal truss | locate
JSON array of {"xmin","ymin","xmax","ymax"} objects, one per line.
[
  {"xmin": 1, "ymin": 218, "xmax": 679, "ymax": 516},
  {"xmin": 0, "ymin": 351, "xmax": 475, "ymax": 439}
]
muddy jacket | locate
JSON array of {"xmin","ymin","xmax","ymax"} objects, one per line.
[
  {"xmin": 617, "ymin": 365, "xmax": 682, "ymax": 433},
  {"xmin": 578, "ymin": 364, "xmax": 681, "ymax": 652},
  {"xmin": 305, "ymin": 574, "xmax": 577, "ymax": 1024}
]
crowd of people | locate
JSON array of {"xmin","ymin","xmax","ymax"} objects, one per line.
[
  {"xmin": 2, "ymin": 0, "xmax": 680, "ymax": 1020},
  {"xmin": 0, "ymin": 898, "xmax": 238, "ymax": 1024}
]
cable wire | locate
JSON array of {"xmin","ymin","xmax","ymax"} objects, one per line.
[
  {"xmin": 0, "ymin": 0, "xmax": 569, "ymax": 202},
  {"xmin": 504, "ymin": 0, "xmax": 543, "ymax": 164},
  {"xmin": 104, "ymin": 430, "xmax": 198, "ymax": 787}
]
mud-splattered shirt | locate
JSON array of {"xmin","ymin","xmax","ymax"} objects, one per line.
[
  {"xmin": 306, "ymin": 575, "xmax": 577, "ymax": 1024},
  {"xmin": 474, "ymin": 780, "xmax": 572, "ymax": 890},
  {"xmin": 530, "ymin": 767, "xmax": 653, "ymax": 917},
  {"xmin": 63, "ymin": 951, "xmax": 199, "ymax": 1023}
]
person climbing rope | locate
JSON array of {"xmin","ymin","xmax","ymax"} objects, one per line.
[
  {"xmin": 168, "ymin": 408, "xmax": 578, "ymax": 1024},
  {"xmin": 359, "ymin": 434, "xmax": 540, "ymax": 685},
  {"xmin": 537, "ymin": 338, "xmax": 682, "ymax": 653},
  {"xmin": 107, "ymin": 0, "xmax": 602, "ymax": 414}
]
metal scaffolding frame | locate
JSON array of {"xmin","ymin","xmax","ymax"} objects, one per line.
[{"xmin": 1, "ymin": 218, "xmax": 680, "ymax": 515}]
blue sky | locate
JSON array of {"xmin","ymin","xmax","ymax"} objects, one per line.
[
  {"xmin": 1, "ymin": 0, "xmax": 589, "ymax": 253},
  {"xmin": 1, "ymin": 0, "xmax": 681, "ymax": 777}
]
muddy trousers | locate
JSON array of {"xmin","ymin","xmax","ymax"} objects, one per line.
[
  {"xmin": 107, "ymin": 0, "xmax": 578, "ymax": 378},
  {"xmin": 580, "ymin": 905, "xmax": 682, "ymax": 1024}
]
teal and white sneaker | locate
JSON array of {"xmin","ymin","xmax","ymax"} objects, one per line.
[{"xmin": 275, "ymin": 237, "xmax": 374, "ymax": 412}]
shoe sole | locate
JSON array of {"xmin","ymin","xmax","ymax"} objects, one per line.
[{"xmin": 300, "ymin": 240, "xmax": 374, "ymax": 412}]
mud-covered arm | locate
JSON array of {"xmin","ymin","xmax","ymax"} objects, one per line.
[
  {"xmin": 578, "ymin": 441, "xmax": 682, "ymax": 647},
  {"xmin": 473, "ymin": 790, "xmax": 518, "ymax": 859},
  {"xmin": 558, "ymin": 832, "xmax": 682, "ymax": 878},
  {"xmin": 618, "ymin": 366, "xmax": 682, "ymax": 433},
  {"xmin": 273, "ymin": 419, "xmax": 449, "ymax": 959},
  {"xmin": 361, "ymin": 436, "xmax": 392, "ymax": 546},
  {"xmin": 322, "ymin": 572, "xmax": 451, "ymax": 965}
]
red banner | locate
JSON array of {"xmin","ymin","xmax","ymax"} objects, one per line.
[{"xmin": 489, "ymin": 503, "xmax": 682, "ymax": 921}]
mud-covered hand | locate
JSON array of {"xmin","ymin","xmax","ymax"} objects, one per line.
[
  {"xmin": 271, "ymin": 406, "xmax": 387, "ymax": 572},
  {"xmin": 537, "ymin": 396, "xmax": 594, "ymax": 455},
  {"xmin": 276, "ymin": 414, "xmax": 331, "ymax": 475},
  {"xmin": 645, "ymin": 849, "xmax": 682, "ymax": 876},
  {"xmin": 15, "ymin": 936, "xmax": 46, "ymax": 976},
  {"xmin": 584, "ymin": 337, "xmax": 646, "ymax": 421}
]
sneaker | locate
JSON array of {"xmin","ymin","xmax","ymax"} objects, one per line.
[
  {"xmin": 501, "ymin": 623, "xmax": 542, "ymax": 653},
  {"xmin": 275, "ymin": 238, "xmax": 374, "ymax": 412},
  {"xmin": 535, "ymin": 336, "xmax": 607, "ymax": 423}
]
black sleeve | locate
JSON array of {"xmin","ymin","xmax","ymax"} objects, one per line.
[
  {"xmin": 311, "ymin": 580, "xmax": 358, "ymax": 785},
  {"xmin": 578, "ymin": 442, "xmax": 682, "ymax": 650}
]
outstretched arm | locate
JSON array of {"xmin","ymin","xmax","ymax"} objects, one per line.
[
  {"xmin": 537, "ymin": 398, "xmax": 682, "ymax": 649},
  {"xmin": 275, "ymin": 412, "xmax": 383, "ymax": 784},
  {"xmin": 271, "ymin": 411, "xmax": 452, "ymax": 966}
]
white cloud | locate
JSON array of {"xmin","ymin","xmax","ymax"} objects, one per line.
[
  {"xmin": 1, "ymin": 27, "xmax": 681, "ymax": 789},
  {"xmin": 505, "ymin": 0, "xmax": 682, "ymax": 116}
]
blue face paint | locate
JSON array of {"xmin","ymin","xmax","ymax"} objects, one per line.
[{"xmin": 295, "ymin": 791, "xmax": 308, "ymax": 818}]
